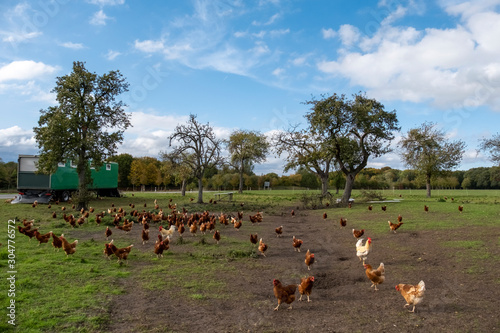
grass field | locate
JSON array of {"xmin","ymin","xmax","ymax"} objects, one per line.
[{"xmin": 0, "ymin": 189, "xmax": 499, "ymax": 332}]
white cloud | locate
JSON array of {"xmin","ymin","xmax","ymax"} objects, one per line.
[
  {"xmin": 322, "ymin": 28, "xmax": 336, "ymax": 39},
  {"xmin": 134, "ymin": 39, "xmax": 165, "ymax": 53},
  {"xmin": 0, "ymin": 61, "xmax": 58, "ymax": 83},
  {"xmin": 0, "ymin": 126, "xmax": 37, "ymax": 156},
  {"xmin": 338, "ymin": 24, "xmax": 361, "ymax": 47},
  {"xmin": 60, "ymin": 42, "xmax": 85, "ymax": 50},
  {"xmin": 90, "ymin": 10, "xmax": 110, "ymax": 25},
  {"xmin": 272, "ymin": 67, "xmax": 284, "ymax": 76},
  {"xmin": 317, "ymin": 7, "xmax": 500, "ymax": 110},
  {"xmin": 87, "ymin": 0, "xmax": 125, "ymax": 6},
  {"xmin": 105, "ymin": 50, "xmax": 121, "ymax": 60},
  {"xmin": 252, "ymin": 13, "xmax": 280, "ymax": 26},
  {"xmin": 1, "ymin": 31, "xmax": 42, "ymax": 43}
]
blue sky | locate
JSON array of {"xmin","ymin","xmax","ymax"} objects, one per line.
[{"xmin": 1, "ymin": 0, "xmax": 500, "ymax": 175}]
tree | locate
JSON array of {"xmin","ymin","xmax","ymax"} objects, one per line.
[
  {"xmin": 479, "ymin": 133, "xmax": 500, "ymax": 165},
  {"xmin": 273, "ymin": 126, "xmax": 335, "ymax": 197},
  {"xmin": 33, "ymin": 61, "xmax": 130, "ymax": 209},
  {"xmin": 160, "ymin": 152, "xmax": 194, "ymax": 196},
  {"xmin": 108, "ymin": 153, "xmax": 133, "ymax": 188},
  {"xmin": 305, "ymin": 92, "xmax": 400, "ymax": 204},
  {"xmin": 227, "ymin": 130, "xmax": 269, "ymax": 194},
  {"xmin": 169, "ymin": 114, "xmax": 223, "ymax": 203},
  {"xmin": 399, "ymin": 122, "xmax": 466, "ymax": 197}
]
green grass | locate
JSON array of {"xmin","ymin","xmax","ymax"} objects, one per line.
[{"xmin": 1, "ymin": 189, "xmax": 499, "ymax": 331}]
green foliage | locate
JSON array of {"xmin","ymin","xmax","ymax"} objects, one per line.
[
  {"xmin": 359, "ymin": 189, "xmax": 386, "ymax": 201},
  {"xmin": 33, "ymin": 61, "xmax": 131, "ymax": 208}
]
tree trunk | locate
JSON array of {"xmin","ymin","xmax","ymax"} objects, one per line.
[
  {"xmin": 181, "ymin": 179, "xmax": 186, "ymax": 196},
  {"xmin": 238, "ymin": 168, "xmax": 244, "ymax": 194},
  {"xmin": 197, "ymin": 177, "xmax": 203, "ymax": 203},
  {"xmin": 77, "ymin": 168, "xmax": 88, "ymax": 211},
  {"xmin": 341, "ymin": 173, "xmax": 356, "ymax": 205},
  {"xmin": 320, "ymin": 174, "xmax": 329, "ymax": 197},
  {"xmin": 426, "ymin": 173, "xmax": 432, "ymax": 198}
]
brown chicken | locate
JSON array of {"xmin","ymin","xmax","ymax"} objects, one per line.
[
  {"xmin": 275, "ymin": 226, "xmax": 283, "ymax": 237},
  {"xmin": 424, "ymin": 205, "xmax": 429, "ymax": 212},
  {"xmin": 364, "ymin": 263, "xmax": 385, "ymax": 290},
  {"xmin": 178, "ymin": 223, "xmax": 185, "ymax": 236},
  {"xmin": 395, "ymin": 280, "xmax": 426, "ymax": 312},
  {"xmin": 273, "ymin": 279, "xmax": 297, "ymax": 310},
  {"xmin": 190, "ymin": 223, "xmax": 197, "ymax": 236},
  {"xmin": 233, "ymin": 218, "xmax": 242, "ymax": 230},
  {"xmin": 154, "ymin": 236, "xmax": 169, "ymax": 258},
  {"xmin": 381, "ymin": 205, "xmax": 387, "ymax": 211},
  {"xmin": 250, "ymin": 233, "xmax": 258, "ymax": 246},
  {"xmin": 298, "ymin": 276, "xmax": 315, "ymax": 302},
  {"xmin": 19, "ymin": 226, "xmax": 38, "ymax": 240},
  {"xmin": 388, "ymin": 220, "xmax": 403, "ymax": 233},
  {"xmin": 397, "ymin": 214, "xmax": 403, "ymax": 223},
  {"xmin": 108, "ymin": 240, "xmax": 133, "ymax": 262},
  {"xmin": 292, "ymin": 236, "xmax": 303, "ymax": 252},
  {"xmin": 458, "ymin": 205, "xmax": 463, "ymax": 213},
  {"xmin": 105, "ymin": 226, "xmax": 112, "ymax": 240},
  {"xmin": 213, "ymin": 230, "xmax": 221, "ymax": 244},
  {"xmin": 323, "ymin": 212, "xmax": 327, "ymax": 220},
  {"xmin": 103, "ymin": 240, "xmax": 115, "ymax": 259},
  {"xmin": 59, "ymin": 234, "xmax": 78, "ymax": 256},
  {"xmin": 50, "ymin": 232, "xmax": 63, "ymax": 250},
  {"xmin": 368, "ymin": 205, "xmax": 373, "ymax": 211},
  {"xmin": 305, "ymin": 249, "xmax": 315, "ymax": 270},
  {"xmin": 291, "ymin": 209, "xmax": 295, "ymax": 217},
  {"xmin": 258, "ymin": 238, "xmax": 268, "ymax": 257},
  {"xmin": 33, "ymin": 230, "xmax": 51, "ymax": 245},
  {"xmin": 142, "ymin": 229, "xmax": 149, "ymax": 245},
  {"xmin": 339, "ymin": 217, "xmax": 347, "ymax": 228},
  {"xmin": 352, "ymin": 228, "xmax": 365, "ymax": 239}
]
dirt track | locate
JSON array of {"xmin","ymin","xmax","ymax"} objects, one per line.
[{"xmin": 93, "ymin": 207, "xmax": 499, "ymax": 333}]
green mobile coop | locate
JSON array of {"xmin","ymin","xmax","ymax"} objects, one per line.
[{"xmin": 15, "ymin": 155, "xmax": 119, "ymax": 203}]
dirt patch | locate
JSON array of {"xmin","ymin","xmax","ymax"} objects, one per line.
[{"xmin": 97, "ymin": 208, "xmax": 499, "ymax": 333}]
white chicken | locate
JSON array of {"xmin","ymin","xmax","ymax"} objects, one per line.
[
  {"xmin": 356, "ymin": 237, "xmax": 372, "ymax": 264},
  {"xmin": 159, "ymin": 225, "xmax": 176, "ymax": 240}
]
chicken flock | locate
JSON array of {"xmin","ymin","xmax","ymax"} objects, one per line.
[{"xmin": 16, "ymin": 198, "xmax": 456, "ymax": 314}]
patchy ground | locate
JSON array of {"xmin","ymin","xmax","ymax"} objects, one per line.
[{"xmin": 82, "ymin": 207, "xmax": 499, "ymax": 333}]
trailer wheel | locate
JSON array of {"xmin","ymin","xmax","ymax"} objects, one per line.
[{"xmin": 61, "ymin": 191, "xmax": 71, "ymax": 202}]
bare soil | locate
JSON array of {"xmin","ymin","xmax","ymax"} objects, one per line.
[{"xmin": 94, "ymin": 207, "xmax": 499, "ymax": 333}]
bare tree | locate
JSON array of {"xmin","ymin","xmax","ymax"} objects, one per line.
[
  {"xmin": 169, "ymin": 114, "xmax": 223, "ymax": 203},
  {"xmin": 479, "ymin": 133, "xmax": 500, "ymax": 165}
]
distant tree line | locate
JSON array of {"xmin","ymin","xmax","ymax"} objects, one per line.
[{"xmin": 3, "ymin": 155, "xmax": 500, "ymax": 192}]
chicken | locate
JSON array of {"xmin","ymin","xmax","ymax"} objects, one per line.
[
  {"xmin": 381, "ymin": 205, "xmax": 387, "ymax": 211},
  {"xmin": 396, "ymin": 280, "xmax": 426, "ymax": 312},
  {"xmin": 273, "ymin": 279, "xmax": 297, "ymax": 310},
  {"xmin": 52, "ymin": 211, "xmax": 57, "ymax": 219},
  {"xmin": 258, "ymin": 238, "xmax": 268, "ymax": 257},
  {"xmin": 33, "ymin": 230, "xmax": 51, "ymax": 245},
  {"xmin": 298, "ymin": 276, "xmax": 315, "ymax": 302},
  {"xmin": 368, "ymin": 205, "xmax": 373, "ymax": 211},
  {"xmin": 352, "ymin": 229, "xmax": 365, "ymax": 239},
  {"xmin": 424, "ymin": 205, "xmax": 429, "ymax": 212},
  {"xmin": 59, "ymin": 234, "xmax": 78, "ymax": 256},
  {"xmin": 116, "ymin": 221, "xmax": 133, "ymax": 233},
  {"xmin": 233, "ymin": 218, "xmax": 242, "ymax": 230},
  {"xmin": 189, "ymin": 223, "xmax": 197, "ymax": 236},
  {"xmin": 364, "ymin": 263, "xmax": 385, "ymax": 290},
  {"xmin": 142, "ymin": 229, "xmax": 150, "ymax": 245},
  {"xmin": 213, "ymin": 230, "xmax": 221, "ymax": 244},
  {"xmin": 108, "ymin": 240, "xmax": 134, "ymax": 262},
  {"xmin": 275, "ymin": 226, "xmax": 283, "ymax": 237},
  {"xmin": 105, "ymin": 226, "xmax": 112, "ymax": 240},
  {"xmin": 397, "ymin": 214, "xmax": 403, "ymax": 223},
  {"xmin": 388, "ymin": 220, "xmax": 403, "ymax": 233},
  {"xmin": 250, "ymin": 233, "xmax": 258, "ymax": 246},
  {"xmin": 339, "ymin": 217, "xmax": 347, "ymax": 228},
  {"xmin": 178, "ymin": 223, "xmax": 185, "ymax": 236},
  {"xmin": 356, "ymin": 238, "xmax": 372, "ymax": 263},
  {"xmin": 103, "ymin": 240, "xmax": 115, "ymax": 259},
  {"xmin": 50, "ymin": 232, "xmax": 63, "ymax": 251},
  {"xmin": 292, "ymin": 236, "xmax": 303, "ymax": 252},
  {"xmin": 322, "ymin": 212, "xmax": 327, "ymax": 220},
  {"xmin": 19, "ymin": 226, "xmax": 38, "ymax": 240},
  {"xmin": 159, "ymin": 225, "xmax": 176, "ymax": 240},
  {"xmin": 154, "ymin": 236, "xmax": 169, "ymax": 258},
  {"xmin": 348, "ymin": 202, "xmax": 352, "ymax": 208},
  {"xmin": 458, "ymin": 205, "xmax": 463, "ymax": 213},
  {"xmin": 304, "ymin": 249, "xmax": 315, "ymax": 270}
]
